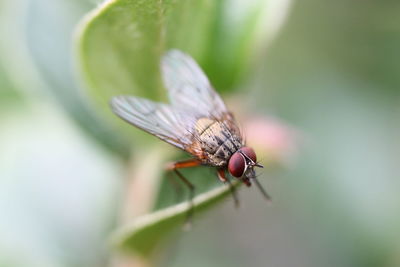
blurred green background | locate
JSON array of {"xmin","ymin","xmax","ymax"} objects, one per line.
[{"xmin": 1, "ymin": 0, "xmax": 400, "ymax": 266}]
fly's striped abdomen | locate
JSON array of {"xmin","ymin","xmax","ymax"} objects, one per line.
[{"xmin": 194, "ymin": 117, "xmax": 243, "ymax": 166}]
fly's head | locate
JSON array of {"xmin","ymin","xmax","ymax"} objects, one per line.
[{"xmin": 227, "ymin": 147, "xmax": 263, "ymax": 186}]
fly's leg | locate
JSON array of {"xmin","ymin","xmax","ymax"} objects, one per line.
[
  {"xmin": 166, "ymin": 171, "xmax": 183, "ymax": 202},
  {"xmin": 173, "ymin": 169, "xmax": 195, "ymax": 229},
  {"xmin": 165, "ymin": 159, "xmax": 202, "ymax": 170},
  {"xmin": 217, "ymin": 169, "xmax": 240, "ymax": 208},
  {"xmin": 253, "ymin": 177, "xmax": 272, "ymax": 203},
  {"xmin": 166, "ymin": 159, "xmax": 201, "ymax": 228}
]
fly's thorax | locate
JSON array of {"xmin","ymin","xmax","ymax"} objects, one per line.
[{"xmin": 194, "ymin": 117, "xmax": 243, "ymax": 166}]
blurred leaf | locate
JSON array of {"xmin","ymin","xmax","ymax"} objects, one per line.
[
  {"xmin": 0, "ymin": 0, "xmax": 131, "ymax": 158},
  {"xmin": 27, "ymin": 0, "xmax": 132, "ymax": 158},
  {"xmin": 0, "ymin": 103, "xmax": 123, "ymax": 267},
  {"xmin": 76, "ymin": 0, "xmax": 288, "ymax": 142},
  {"xmin": 0, "ymin": 60, "xmax": 22, "ymax": 106},
  {"xmin": 112, "ymin": 181, "xmax": 239, "ymax": 256}
]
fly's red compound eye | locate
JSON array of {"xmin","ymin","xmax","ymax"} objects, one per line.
[
  {"xmin": 228, "ymin": 152, "xmax": 246, "ymax": 177},
  {"xmin": 240, "ymin": 147, "xmax": 257, "ymax": 162}
]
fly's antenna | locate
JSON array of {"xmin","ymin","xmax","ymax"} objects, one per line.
[
  {"xmin": 254, "ymin": 162, "xmax": 264, "ymax": 168},
  {"xmin": 253, "ymin": 177, "xmax": 272, "ymax": 202}
]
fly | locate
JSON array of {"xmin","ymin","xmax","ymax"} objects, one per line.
[{"xmin": 110, "ymin": 50, "xmax": 270, "ymax": 221}]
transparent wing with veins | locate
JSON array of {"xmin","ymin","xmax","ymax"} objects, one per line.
[
  {"xmin": 110, "ymin": 96, "xmax": 196, "ymax": 149},
  {"xmin": 161, "ymin": 50, "xmax": 228, "ymax": 118}
]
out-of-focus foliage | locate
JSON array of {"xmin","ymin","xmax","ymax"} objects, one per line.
[
  {"xmin": 1, "ymin": 0, "xmax": 400, "ymax": 267},
  {"xmin": 0, "ymin": 0, "xmax": 123, "ymax": 266},
  {"xmin": 113, "ymin": 181, "xmax": 240, "ymax": 256},
  {"xmin": 0, "ymin": 0, "xmax": 131, "ymax": 158}
]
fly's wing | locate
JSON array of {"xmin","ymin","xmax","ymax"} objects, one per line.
[
  {"xmin": 161, "ymin": 50, "xmax": 243, "ymax": 139},
  {"xmin": 110, "ymin": 96, "xmax": 195, "ymax": 150},
  {"xmin": 161, "ymin": 50, "xmax": 228, "ymax": 118}
]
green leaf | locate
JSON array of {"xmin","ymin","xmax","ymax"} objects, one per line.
[
  {"xmin": 112, "ymin": 181, "xmax": 240, "ymax": 256},
  {"xmin": 0, "ymin": 0, "xmax": 131, "ymax": 158},
  {"xmin": 75, "ymin": 0, "xmax": 285, "ymax": 143}
]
